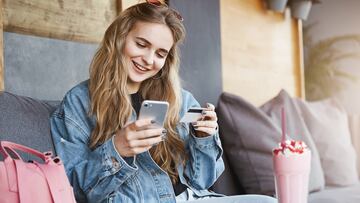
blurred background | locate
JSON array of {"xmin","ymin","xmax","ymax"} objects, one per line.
[
  {"xmin": 1, "ymin": 0, "xmax": 360, "ymax": 111},
  {"xmin": 303, "ymin": 0, "xmax": 360, "ymax": 114}
]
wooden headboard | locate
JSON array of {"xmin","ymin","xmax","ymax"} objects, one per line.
[{"xmin": 0, "ymin": 0, "xmax": 304, "ymax": 105}]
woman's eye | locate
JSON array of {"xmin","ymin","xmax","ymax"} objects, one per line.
[
  {"xmin": 136, "ymin": 42, "xmax": 146, "ymax": 48},
  {"xmin": 157, "ymin": 52, "xmax": 167, "ymax": 59}
]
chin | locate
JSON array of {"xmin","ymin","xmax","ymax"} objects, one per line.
[{"xmin": 129, "ymin": 75, "xmax": 149, "ymax": 83}]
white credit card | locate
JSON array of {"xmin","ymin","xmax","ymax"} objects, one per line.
[{"xmin": 180, "ymin": 107, "xmax": 205, "ymax": 123}]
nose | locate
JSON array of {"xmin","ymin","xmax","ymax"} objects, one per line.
[{"xmin": 142, "ymin": 51, "xmax": 155, "ymax": 66}]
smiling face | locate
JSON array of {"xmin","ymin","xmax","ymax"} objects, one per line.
[{"xmin": 124, "ymin": 21, "xmax": 174, "ymax": 93}]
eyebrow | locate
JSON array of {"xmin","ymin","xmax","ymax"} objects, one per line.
[{"xmin": 136, "ymin": 37, "xmax": 169, "ymax": 54}]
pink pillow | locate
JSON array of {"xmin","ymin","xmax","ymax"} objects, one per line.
[{"xmin": 296, "ymin": 98, "xmax": 359, "ymax": 186}]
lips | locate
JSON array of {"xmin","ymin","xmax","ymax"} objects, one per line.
[{"xmin": 132, "ymin": 61, "xmax": 148, "ymax": 73}]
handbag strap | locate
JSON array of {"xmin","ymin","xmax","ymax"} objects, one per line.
[
  {"xmin": 1, "ymin": 141, "xmax": 54, "ymax": 193},
  {"xmin": 0, "ymin": 141, "xmax": 47, "ymax": 161},
  {"xmin": 36, "ymin": 159, "xmax": 76, "ymax": 203},
  {"xmin": 0, "ymin": 144, "xmax": 21, "ymax": 160}
]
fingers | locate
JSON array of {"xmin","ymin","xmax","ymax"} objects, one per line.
[
  {"xmin": 114, "ymin": 126, "xmax": 165, "ymax": 157},
  {"xmin": 128, "ymin": 118, "xmax": 154, "ymax": 131},
  {"xmin": 199, "ymin": 103, "xmax": 217, "ymax": 122},
  {"xmin": 200, "ymin": 110, "xmax": 217, "ymax": 121},
  {"xmin": 205, "ymin": 103, "xmax": 215, "ymax": 111},
  {"xmin": 192, "ymin": 119, "xmax": 218, "ymax": 136},
  {"xmin": 193, "ymin": 103, "xmax": 218, "ymax": 136},
  {"xmin": 128, "ymin": 135, "xmax": 163, "ymax": 148},
  {"xmin": 193, "ymin": 126, "xmax": 217, "ymax": 135},
  {"xmin": 130, "ymin": 128, "xmax": 166, "ymax": 140},
  {"xmin": 125, "ymin": 121, "xmax": 166, "ymax": 145},
  {"xmin": 192, "ymin": 120, "xmax": 217, "ymax": 129}
]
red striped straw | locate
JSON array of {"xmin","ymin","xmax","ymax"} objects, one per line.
[{"xmin": 281, "ymin": 107, "xmax": 286, "ymax": 145}]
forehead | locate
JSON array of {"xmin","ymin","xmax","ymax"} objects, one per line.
[{"xmin": 129, "ymin": 21, "xmax": 174, "ymax": 51}]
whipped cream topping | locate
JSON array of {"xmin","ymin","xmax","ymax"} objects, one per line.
[{"xmin": 273, "ymin": 140, "xmax": 308, "ymax": 156}]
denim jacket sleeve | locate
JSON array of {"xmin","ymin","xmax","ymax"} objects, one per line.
[
  {"xmin": 180, "ymin": 90, "xmax": 225, "ymax": 190},
  {"xmin": 50, "ymin": 86, "xmax": 137, "ymax": 203}
]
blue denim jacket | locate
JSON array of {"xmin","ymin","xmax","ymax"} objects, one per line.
[{"xmin": 50, "ymin": 80, "xmax": 224, "ymax": 203}]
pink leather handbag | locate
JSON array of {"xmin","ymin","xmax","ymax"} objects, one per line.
[{"xmin": 0, "ymin": 141, "xmax": 76, "ymax": 203}]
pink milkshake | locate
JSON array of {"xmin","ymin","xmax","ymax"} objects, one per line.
[{"xmin": 273, "ymin": 140, "xmax": 311, "ymax": 203}]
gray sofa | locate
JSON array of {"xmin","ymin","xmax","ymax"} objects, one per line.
[
  {"xmin": 211, "ymin": 91, "xmax": 360, "ymax": 203},
  {"xmin": 0, "ymin": 91, "xmax": 57, "ymax": 160},
  {"xmin": 1, "ymin": 91, "xmax": 360, "ymax": 202}
]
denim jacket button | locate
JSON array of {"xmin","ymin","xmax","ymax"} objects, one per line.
[{"xmin": 111, "ymin": 157, "xmax": 120, "ymax": 170}]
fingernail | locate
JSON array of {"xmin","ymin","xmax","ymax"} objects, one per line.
[
  {"xmin": 151, "ymin": 120, "xmax": 156, "ymax": 124},
  {"xmin": 206, "ymin": 103, "xmax": 211, "ymax": 108},
  {"xmin": 201, "ymin": 111, "xmax": 206, "ymax": 115},
  {"xmin": 194, "ymin": 126, "xmax": 199, "ymax": 130}
]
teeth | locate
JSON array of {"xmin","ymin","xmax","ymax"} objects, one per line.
[{"xmin": 133, "ymin": 62, "xmax": 147, "ymax": 71}]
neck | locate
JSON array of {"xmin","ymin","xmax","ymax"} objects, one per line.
[{"xmin": 127, "ymin": 81, "xmax": 140, "ymax": 94}]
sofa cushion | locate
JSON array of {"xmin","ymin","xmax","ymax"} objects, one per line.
[
  {"xmin": 296, "ymin": 98, "xmax": 359, "ymax": 187},
  {"xmin": 0, "ymin": 91, "xmax": 58, "ymax": 161},
  {"xmin": 308, "ymin": 183, "xmax": 360, "ymax": 203},
  {"xmin": 216, "ymin": 90, "xmax": 324, "ymax": 195},
  {"xmin": 348, "ymin": 115, "xmax": 360, "ymax": 180},
  {"xmin": 210, "ymin": 152, "xmax": 245, "ymax": 195}
]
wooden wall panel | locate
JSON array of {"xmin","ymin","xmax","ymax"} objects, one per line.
[
  {"xmin": 221, "ymin": 0, "xmax": 304, "ymax": 105},
  {"xmin": 2, "ymin": 0, "xmax": 120, "ymax": 43},
  {"xmin": 122, "ymin": 0, "xmax": 139, "ymax": 10},
  {"xmin": 0, "ymin": 0, "xmax": 141, "ymax": 92}
]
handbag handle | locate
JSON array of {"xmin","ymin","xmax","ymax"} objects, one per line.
[
  {"xmin": 0, "ymin": 145, "xmax": 21, "ymax": 160},
  {"xmin": 0, "ymin": 141, "xmax": 47, "ymax": 162}
]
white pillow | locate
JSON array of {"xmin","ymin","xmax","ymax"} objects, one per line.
[
  {"xmin": 296, "ymin": 98, "xmax": 359, "ymax": 186},
  {"xmin": 348, "ymin": 115, "xmax": 360, "ymax": 180}
]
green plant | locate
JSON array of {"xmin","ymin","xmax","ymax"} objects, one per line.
[{"xmin": 304, "ymin": 25, "xmax": 360, "ymax": 101}]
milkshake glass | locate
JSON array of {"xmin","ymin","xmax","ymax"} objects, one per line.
[{"xmin": 273, "ymin": 140, "xmax": 311, "ymax": 203}]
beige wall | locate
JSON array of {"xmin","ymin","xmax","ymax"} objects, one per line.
[
  {"xmin": 221, "ymin": 0, "xmax": 304, "ymax": 106},
  {"xmin": 305, "ymin": 0, "xmax": 360, "ymax": 114}
]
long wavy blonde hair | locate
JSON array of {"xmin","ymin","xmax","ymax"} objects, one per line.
[{"xmin": 88, "ymin": 2, "xmax": 186, "ymax": 184}]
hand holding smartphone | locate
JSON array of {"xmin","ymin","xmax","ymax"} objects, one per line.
[
  {"xmin": 113, "ymin": 100, "xmax": 169, "ymax": 157},
  {"xmin": 138, "ymin": 100, "xmax": 169, "ymax": 129}
]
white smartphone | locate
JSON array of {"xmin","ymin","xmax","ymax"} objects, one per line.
[
  {"xmin": 138, "ymin": 100, "xmax": 169, "ymax": 129},
  {"xmin": 180, "ymin": 107, "xmax": 206, "ymax": 123}
]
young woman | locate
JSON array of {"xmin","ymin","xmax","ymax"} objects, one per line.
[{"xmin": 50, "ymin": 1, "xmax": 277, "ymax": 203}]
